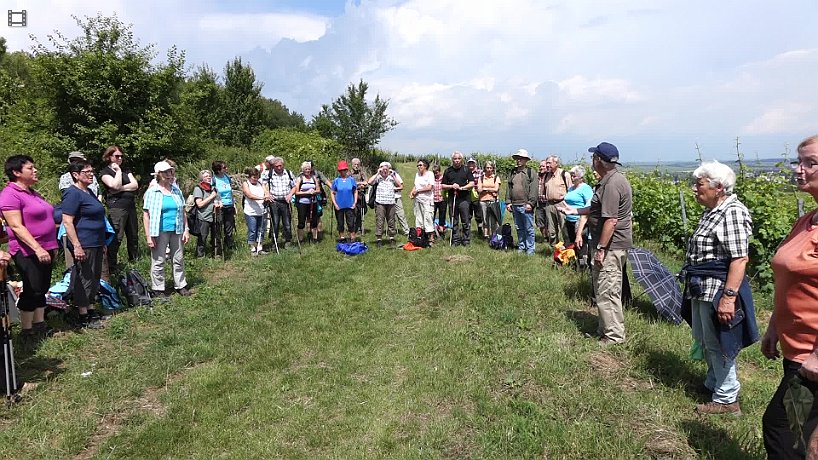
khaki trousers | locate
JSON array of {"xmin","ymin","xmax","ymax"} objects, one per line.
[{"xmin": 592, "ymin": 248, "xmax": 628, "ymax": 343}]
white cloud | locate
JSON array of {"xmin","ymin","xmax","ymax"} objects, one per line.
[{"xmin": 197, "ymin": 13, "xmax": 328, "ymax": 45}]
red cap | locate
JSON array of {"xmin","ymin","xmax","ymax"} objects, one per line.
[{"xmin": 337, "ymin": 160, "xmax": 349, "ymax": 171}]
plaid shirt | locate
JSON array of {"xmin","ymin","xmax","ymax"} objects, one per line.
[
  {"xmin": 266, "ymin": 169, "xmax": 294, "ymax": 200},
  {"xmin": 433, "ymin": 176, "xmax": 443, "ymax": 202},
  {"xmin": 685, "ymin": 194, "xmax": 752, "ymax": 302},
  {"xmin": 143, "ymin": 183, "xmax": 186, "ymax": 237}
]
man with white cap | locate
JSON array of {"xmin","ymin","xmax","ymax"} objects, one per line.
[
  {"xmin": 561, "ymin": 142, "xmax": 632, "ymax": 346},
  {"xmin": 506, "ymin": 149, "xmax": 538, "ymax": 254}
]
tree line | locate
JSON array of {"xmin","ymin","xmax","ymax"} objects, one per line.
[{"xmin": 0, "ymin": 14, "xmax": 397, "ymax": 199}]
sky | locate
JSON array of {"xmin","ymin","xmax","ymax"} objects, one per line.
[{"xmin": 4, "ymin": 0, "xmax": 818, "ymax": 163}]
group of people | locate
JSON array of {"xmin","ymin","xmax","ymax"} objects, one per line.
[{"xmin": 3, "ymin": 136, "xmax": 818, "ymax": 458}]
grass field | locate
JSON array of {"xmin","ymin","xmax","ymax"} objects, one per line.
[{"xmin": 0, "ymin": 164, "xmax": 780, "ymax": 459}]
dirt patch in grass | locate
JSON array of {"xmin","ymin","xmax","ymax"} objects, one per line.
[
  {"xmin": 588, "ymin": 351, "xmax": 626, "ymax": 375},
  {"xmin": 74, "ymin": 363, "xmax": 204, "ymax": 460},
  {"xmin": 443, "ymin": 255, "xmax": 474, "ymax": 263},
  {"xmin": 640, "ymin": 426, "xmax": 696, "ymax": 459}
]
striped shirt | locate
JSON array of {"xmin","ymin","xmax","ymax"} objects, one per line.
[
  {"xmin": 684, "ymin": 194, "xmax": 752, "ymax": 302},
  {"xmin": 374, "ymin": 174, "xmax": 398, "ymax": 205},
  {"xmin": 143, "ymin": 183, "xmax": 186, "ymax": 237}
]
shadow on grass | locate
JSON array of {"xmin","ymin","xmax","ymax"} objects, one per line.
[
  {"xmin": 680, "ymin": 419, "xmax": 763, "ymax": 459},
  {"xmin": 627, "ymin": 295, "xmax": 663, "ymax": 323},
  {"xmin": 565, "ymin": 310, "xmax": 598, "ymax": 336},
  {"xmin": 641, "ymin": 348, "xmax": 706, "ymax": 400},
  {"xmin": 562, "ymin": 273, "xmax": 594, "ymax": 303}
]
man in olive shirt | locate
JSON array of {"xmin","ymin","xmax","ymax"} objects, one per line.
[
  {"xmin": 505, "ymin": 149, "xmax": 538, "ymax": 255},
  {"xmin": 562, "ymin": 142, "xmax": 632, "ymax": 345}
]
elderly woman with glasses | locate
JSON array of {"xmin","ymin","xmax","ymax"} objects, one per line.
[
  {"xmin": 367, "ymin": 161, "xmax": 403, "ymax": 248},
  {"xmin": 682, "ymin": 160, "xmax": 756, "ymax": 416},
  {"xmin": 62, "ymin": 160, "xmax": 108, "ymax": 328},
  {"xmin": 563, "ymin": 165, "xmax": 593, "ymax": 248},
  {"xmin": 143, "ymin": 161, "xmax": 191, "ymax": 298},
  {"xmin": 409, "ymin": 159, "xmax": 435, "ymax": 243}
]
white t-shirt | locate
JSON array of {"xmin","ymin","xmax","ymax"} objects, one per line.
[
  {"xmin": 414, "ymin": 171, "xmax": 434, "ymax": 204},
  {"xmin": 243, "ymin": 181, "xmax": 265, "ymax": 216}
]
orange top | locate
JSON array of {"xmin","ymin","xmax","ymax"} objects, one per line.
[{"xmin": 772, "ymin": 210, "xmax": 818, "ymax": 362}]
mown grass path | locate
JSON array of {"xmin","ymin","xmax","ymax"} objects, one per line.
[{"xmin": 0, "ymin": 237, "xmax": 777, "ymax": 458}]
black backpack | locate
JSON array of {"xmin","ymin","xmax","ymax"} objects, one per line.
[
  {"xmin": 407, "ymin": 227, "xmax": 429, "ymax": 248},
  {"xmin": 119, "ymin": 269, "xmax": 152, "ymax": 307},
  {"xmin": 501, "ymin": 223, "xmax": 514, "ymax": 249},
  {"xmin": 367, "ymin": 181, "xmax": 379, "ymax": 209}
]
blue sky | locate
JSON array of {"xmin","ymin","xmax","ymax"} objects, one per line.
[{"xmin": 4, "ymin": 0, "xmax": 818, "ymax": 163}]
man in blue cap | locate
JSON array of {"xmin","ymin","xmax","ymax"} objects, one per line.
[{"xmin": 561, "ymin": 142, "xmax": 632, "ymax": 345}]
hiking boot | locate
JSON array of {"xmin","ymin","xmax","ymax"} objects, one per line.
[
  {"xmin": 18, "ymin": 329, "xmax": 37, "ymax": 352},
  {"xmin": 88, "ymin": 309, "xmax": 111, "ymax": 321},
  {"xmin": 376, "ymin": 239, "xmax": 383, "ymax": 248},
  {"xmin": 696, "ymin": 401, "xmax": 741, "ymax": 416},
  {"xmin": 152, "ymin": 290, "xmax": 171, "ymax": 302},
  {"xmin": 598, "ymin": 337, "xmax": 622, "ymax": 347},
  {"xmin": 257, "ymin": 250, "xmax": 269, "ymax": 255},
  {"xmin": 176, "ymin": 287, "xmax": 192, "ymax": 296},
  {"xmin": 32, "ymin": 322, "xmax": 54, "ymax": 342},
  {"xmin": 79, "ymin": 315, "xmax": 104, "ymax": 330},
  {"xmin": 389, "ymin": 238, "xmax": 397, "ymax": 248}
]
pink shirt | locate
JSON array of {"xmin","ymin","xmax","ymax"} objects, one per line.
[{"xmin": 0, "ymin": 183, "xmax": 59, "ymax": 256}]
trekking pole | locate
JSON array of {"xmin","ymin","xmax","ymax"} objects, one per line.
[
  {"xmin": 0, "ymin": 266, "xmax": 20, "ymax": 406},
  {"xmin": 268, "ymin": 203, "xmax": 280, "ymax": 255},
  {"xmin": 330, "ymin": 201, "xmax": 335, "ymax": 241},
  {"xmin": 292, "ymin": 205, "xmax": 302, "ymax": 255},
  {"xmin": 449, "ymin": 191, "xmax": 456, "ymax": 246}
]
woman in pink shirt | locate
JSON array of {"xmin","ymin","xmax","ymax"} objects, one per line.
[{"xmin": 0, "ymin": 155, "xmax": 56, "ymax": 348}]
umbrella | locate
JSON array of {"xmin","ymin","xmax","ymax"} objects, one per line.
[{"xmin": 627, "ymin": 247, "xmax": 684, "ymax": 325}]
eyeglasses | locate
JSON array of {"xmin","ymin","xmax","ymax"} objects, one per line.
[
  {"xmin": 113, "ymin": 155, "xmax": 123, "ymax": 159},
  {"xmin": 80, "ymin": 169, "xmax": 94, "ymax": 174},
  {"xmin": 417, "ymin": 164, "xmax": 424, "ymax": 167},
  {"xmin": 791, "ymin": 159, "xmax": 818, "ymax": 170}
]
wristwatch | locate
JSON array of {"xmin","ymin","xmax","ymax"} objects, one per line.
[
  {"xmin": 723, "ymin": 288, "xmax": 738, "ymax": 297},
  {"xmin": 596, "ymin": 244, "xmax": 607, "ymax": 251}
]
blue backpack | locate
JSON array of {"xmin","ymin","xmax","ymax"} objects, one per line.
[
  {"xmin": 336, "ymin": 242, "xmax": 368, "ymax": 256},
  {"xmin": 99, "ymin": 279, "xmax": 124, "ymax": 310}
]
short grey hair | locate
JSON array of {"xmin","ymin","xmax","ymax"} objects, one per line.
[
  {"xmin": 379, "ymin": 161, "xmax": 392, "ymax": 170},
  {"xmin": 548, "ymin": 155, "xmax": 561, "ymax": 165},
  {"xmin": 198, "ymin": 170, "xmax": 211, "ymax": 181},
  {"xmin": 569, "ymin": 165, "xmax": 586, "ymax": 178},
  {"xmin": 300, "ymin": 161, "xmax": 311, "ymax": 172},
  {"xmin": 451, "ymin": 151, "xmax": 463, "ymax": 160},
  {"xmin": 693, "ymin": 160, "xmax": 736, "ymax": 195},
  {"xmin": 269, "ymin": 156, "xmax": 283, "ymax": 165}
]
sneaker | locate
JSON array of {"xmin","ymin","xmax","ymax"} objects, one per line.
[
  {"xmin": 176, "ymin": 287, "xmax": 192, "ymax": 296},
  {"xmin": 695, "ymin": 401, "xmax": 741, "ymax": 416},
  {"xmin": 152, "ymin": 290, "xmax": 171, "ymax": 302},
  {"xmin": 376, "ymin": 239, "xmax": 383, "ymax": 248},
  {"xmin": 257, "ymin": 250, "xmax": 269, "ymax": 255},
  {"xmin": 389, "ymin": 238, "xmax": 397, "ymax": 248}
]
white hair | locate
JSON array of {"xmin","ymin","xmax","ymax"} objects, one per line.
[
  {"xmin": 300, "ymin": 161, "xmax": 311, "ymax": 172},
  {"xmin": 451, "ymin": 151, "xmax": 463, "ymax": 159},
  {"xmin": 379, "ymin": 161, "xmax": 392, "ymax": 170},
  {"xmin": 569, "ymin": 165, "xmax": 586, "ymax": 178},
  {"xmin": 693, "ymin": 160, "xmax": 736, "ymax": 194}
]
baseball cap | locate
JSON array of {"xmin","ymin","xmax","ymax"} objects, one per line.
[
  {"xmin": 337, "ymin": 160, "xmax": 349, "ymax": 171},
  {"xmin": 153, "ymin": 161, "xmax": 174, "ymax": 174},
  {"xmin": 467, "ymin": 157, "xmax": 477, "ymax": 164},
  {"xmin": 588, "ymin": 142, "xmax": 621, "ymax": 165},
  {"xmin": 265, "ymin": 155, "xmax": 275, "ymax": 163}
]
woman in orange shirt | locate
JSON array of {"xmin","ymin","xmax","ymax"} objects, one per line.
[{"xmin": 763, "ymin": 134, "xmax": 818, "ymax": 458}]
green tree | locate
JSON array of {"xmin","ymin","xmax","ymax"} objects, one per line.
[
  {"xmin": 260, "ymin": 97, "xmax": 305, "ymax": 131},
  {"xmin": 30, "ymin": 14, "xmax": 194, "ymax": 172},
  {"xmin": 313, "ymin": 79, "xmax": 397, "ymax": 163},
  {"xmin": 219, "ymin": 57, "xmax": 264, "ymax": 149},
  {"xmin": 180, "ymin": 64, "xmax": 223, "ymax": 140}
]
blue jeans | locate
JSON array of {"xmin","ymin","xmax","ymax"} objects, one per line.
[
  {"xmin": 691, "ymin": 298, "xmax": 740, "ymax": 404},
  {"xmin": 245, "ymin": 214, "xmax": 264, "ymax": 244},
  {"xmin": 512, "ymin": 205, "xmax": 535, "ymax": 255}
]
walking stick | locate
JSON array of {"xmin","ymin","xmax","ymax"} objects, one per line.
[
  {"xmin": 214, "ymin": 206, "xmax": 224, "ymax": 261},
  {"xmin": 0, "ymin": 266, "xmax": 20, "ymax": 406}
]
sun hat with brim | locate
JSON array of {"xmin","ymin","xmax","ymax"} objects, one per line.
[
  {"xmin": 512, "ymin": 149, "xmax": 531, "ymax": 160},
  {"xmin": 153, "ymin": 161, "xmax": 174, "ymax": 174},
  {"xmin": 67, "ymin": 151, "xmax": 86, "ymax": 162},
  {"xmin": 588, "ymin": 142, "xmax": 621, "ymax": 165}
]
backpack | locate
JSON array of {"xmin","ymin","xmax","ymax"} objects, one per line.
[
  {"xmin": 336, "ymin": 241, "xmax": 368, "ymax": 256},
  {"xmin": 119, "ymin": 269, "xmax": 152, "ymax": 307},
  {"xmin": 98, "ymin": 279, "xmax": 124, "ymax": 310},
  {"xmin": 489, "ymin": 223, "xmax": 514, "ymax": 250},
  {"xmin": 367, "ymin": 180, "xmax": 379, "ymax": 209},
  {"xmin": 407, "ymin": 227, "xmax": 429, "ymax": 248},
  {"xmin": 186, "ymin": 189, "xmax": 201, "ymax": 237}
]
